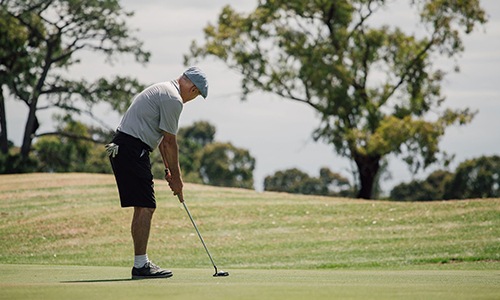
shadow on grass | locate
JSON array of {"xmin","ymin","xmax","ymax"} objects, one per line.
[{"xmin": 61, "ymin": 278, "xmax": 132, "ymax": 283}]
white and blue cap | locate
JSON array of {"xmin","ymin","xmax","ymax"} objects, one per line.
[{"xmin": 183, "ymin": 66, "xmax": 208, "ymax": 99}]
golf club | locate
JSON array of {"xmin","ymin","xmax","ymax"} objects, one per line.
[{"xmin": 180, "ymin": 196, "xmax": 229, "ymax": 277}]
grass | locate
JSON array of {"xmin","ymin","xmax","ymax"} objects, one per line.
[
  {"xmin": 1, "ymin": 265, "xmax": 499, "ymax": 300},
  {"xmin": 1, "ymin": 173, "xmax": 498, "ymax": 269},
  {"xmin": 0, "ymin": 173, "xmax": 499, "ymax": 299}
]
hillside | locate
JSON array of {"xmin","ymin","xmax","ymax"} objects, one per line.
[{"xmin": 0, "ymin": 173, "xmax": 499, "ymax": 269}]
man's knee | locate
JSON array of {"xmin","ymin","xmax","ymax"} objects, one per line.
[{"xmin": 134, "ymin": 206, "xmax": 155, "ymax": 218}]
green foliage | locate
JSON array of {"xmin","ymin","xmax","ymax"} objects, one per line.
[
  {"xmin": 264, "ymin": 167, "xmax": 352, "ymax": 197},
  {"xmin": 4, "ymin": 118, "xmax": 254, "ymax": 190},
  {"xmin": 178, "ymin": 121, "xmax": 256, "ymax": 189},
  {"xmin": 83, "ymin": 144, "xmax": 112, "ymax": 173},
  {"xmin": 177, "ymin": 121, "xmax": 216, "ymax": 178},
  {"xmin": 32, "ymin": 117, "xmax": 111, "ymax": 173},
  {"xmin": 33, "ymin": 136, "xmax": 73, "ymax": 172},
  {"xmin": 178, "ymin": 120, "xmax": 216, "ymax": 147},
  {"xmin": 0, "ymin": 0, "xmax": 149, "ymax": 158},
  {"xmin": 0, "ymin": 150, "xmax": 38, "ymax": 173},
  {"xmin": 0, "ymin": 6, "xmax": 34, "ymax": 80},
  {"xmin": 199, "ymin": 142, "xmax": 255, "ymax": 189},
  {"xmin": 390, "ymin": 155, "xmax": 500, "ymax": 201},
  {"xmin": 264, "ymin": 168, "xmax": 316, "ymax": 194},
  {"xmin": 150, "ymin": 121, "xmax": 255, "ymax": 190},
  {"xmin": 185, "ymin": 0, "xmax": 487, "ymax": 199},
  {"xmin": 444, "ymin": 155, "xmax": 500, "ymax": 199},
  {"xmin": 390, "ymin": 170, "xmax": 453, "ymax": 201}
]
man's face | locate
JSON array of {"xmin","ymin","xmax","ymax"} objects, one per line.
[{"xmin": 182, "ymin": 80, "xmax": 201, "ymax": 103}]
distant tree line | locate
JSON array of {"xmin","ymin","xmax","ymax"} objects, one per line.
[
  {"xmin": 265, "ymin": 155, "xmax": 500, "ymax": 200},
  {"xmin": 264, "ymin": 167, "xmax": 353, "ymax": 197},
  {"xmin": 390, "ymin": 155, "xmax": 500, "ymax": 200},
  {"xmin": 1, "ymin": 116, "xmax": 498, "ymax": 200},
  {"xmin": 0, "ymin": 119, "xmax": 256, "ymax": 189},
  {"xmin": 158, "ymin": 120, "xmax": 255, "ymax": 189}
]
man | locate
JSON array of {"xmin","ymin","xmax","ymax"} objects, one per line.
[{"xmin": 106, "ymin": 67, "xmax": 208, "ymax": 279}]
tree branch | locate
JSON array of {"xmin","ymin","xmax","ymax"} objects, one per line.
[
  {"xmin": 322, "ymin": 3, "xmax": 340, "ymax": 51},
  {"xmin": 275, "ymin": 90, "xmax": 320, "ymax": 111},
  {"xmin": 264, "ymin": 63, "xmax": 321, "ymax": 111},
  {"xmin": 380, "ymin": 33, "xmax": 438, "ymax": 106},
  {"xmin": 35, "ymin": 131, "xmax": 106, "ymax": 144},
  {"xmin": 347, "ymin": 0, "xmax": 377, "ymax": 41}
]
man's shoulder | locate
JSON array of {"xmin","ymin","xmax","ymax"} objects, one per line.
[
  {"xmin": 146, "ymin": 81, "xmax": 171, "ymax": 93},
  {"xmin": 159, "ymin": 81, "xmax": 182, "ymax": 102}
]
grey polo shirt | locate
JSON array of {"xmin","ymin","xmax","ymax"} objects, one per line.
[{"xmin": 117, "ymin": 80, "xmax": 183, "ymax": 150}]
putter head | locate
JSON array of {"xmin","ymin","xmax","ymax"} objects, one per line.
[{"xmin": 213, "ymin": 270, "xmax": 229, "ymax": 277}]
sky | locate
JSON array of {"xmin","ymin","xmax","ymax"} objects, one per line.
[{"xmin": 5, "ymin": 0, "xmax": 500, "ymax": 194}]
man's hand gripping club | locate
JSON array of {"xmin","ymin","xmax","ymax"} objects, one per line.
[{"xmin": 165, "ymin": 168, "xmax": 184, "ymax": 202}]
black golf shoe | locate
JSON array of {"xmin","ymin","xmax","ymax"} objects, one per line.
[{"xmin": 132, "ymin": 261, "xmax": 173, "ymax": 279}]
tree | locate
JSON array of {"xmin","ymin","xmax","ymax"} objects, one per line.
[
  {"xmin": 33, "ymin": 117, "xmax": 94, "ymax": 172},
  {"xmin": 390, "ymin": 169, "xmax": 452, "ymax": 201},
  {"xmin": 148, "ymin": 121, "xmax": 255, "ymax": 188},
  {"xmin": 198, "ymin": 142, "xmax": 255, "ymax": 189},
  {"xmin": 177, "ymin": 121, "xmax": 216, "ymax": 177},
  {"xmin": 264, "ymin": 167, "xmax": 351, "ymax": 196},
  {"xmin": 319, "ymin": 167, "xmax": 353, "ymax": 197},
  {"xmin": 264, "ymin": 168, "xmax": 312, "ymax": 194},
  {"xmin": 149, "ymin": 121, "xmax": 216, "ymax": 182},
  {"xmin": 0, "ymin": 5, "xmax": 39, "ymax": 153},
  {"xmin": 444, "ymin": 155, "xmax": 500, "ymax": 199},
  {"xmin": 185, "ymin": 0, "xmax": 487, "ymax": 199},
  {"xmin": 0, "ymin": 0, "xmax": 149, "ymax": 162},
  {"xmin": 0, "ymin": 145, "xmax": 37, "ymax": 173}
]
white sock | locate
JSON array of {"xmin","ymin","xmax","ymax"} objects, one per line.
[{"xmin": 134, "ymin": 254, "xmax": 149, "ymax": 268}]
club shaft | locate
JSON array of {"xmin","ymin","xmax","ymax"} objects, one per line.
[{"xmin": 182, "ymin": 201, "xmax": 218, "ymax": 272}]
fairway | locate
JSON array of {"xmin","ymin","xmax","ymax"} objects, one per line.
[{"xmin": 1, "ymin": 264, "xmax": 499, "ymax": 300}]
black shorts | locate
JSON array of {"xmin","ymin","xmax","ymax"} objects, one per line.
[{"xmin": 109, "ymin": 131, "xmax": 156, "ymax": 208}]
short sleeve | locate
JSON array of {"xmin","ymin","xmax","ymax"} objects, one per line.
[{"xmin": 159, "ymin": 98, "xmax": 183, "ymax": 135}]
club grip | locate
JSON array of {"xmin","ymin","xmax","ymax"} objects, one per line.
[{"xmin": 177, "ymin": 193, "xmax": 184, "ymax": 203}]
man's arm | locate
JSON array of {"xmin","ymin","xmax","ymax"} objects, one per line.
[{"xmin": 158, "ymin": 131, "xmax": 184, "ymax": 202}]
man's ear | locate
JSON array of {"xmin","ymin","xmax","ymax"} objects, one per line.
[{"xmin": 190, "ymin": 85, "xmax": 198, "ymax": 93}]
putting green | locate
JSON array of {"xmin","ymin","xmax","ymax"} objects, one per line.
[{"xmin": 1, "ymin": 264, "xmax": 499, "ymax": 300}]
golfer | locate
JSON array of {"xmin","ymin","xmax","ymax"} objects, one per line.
[{"xmin": 106, "ymin": 67, "xmax": 208, "ymax": 279}]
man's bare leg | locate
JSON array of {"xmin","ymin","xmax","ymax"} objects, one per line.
[
  {"xmin": 130, "ymin": 206, "xmax": 171, "ymax": 279},
  {"xmin": 132, "ymin": 206, "xmax": 155, "ymax": 256}
]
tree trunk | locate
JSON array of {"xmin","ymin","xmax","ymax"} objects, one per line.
[
  {"xmin": 20, "ymin": 98, "xmax": 38, "ymax": 158},
  {"xmin": 353, "ymin": 152, "xmax": 381, "ymax": 199},
  {"xmin": 0, "ymin": 86, "xmax": 8, "ymax": 154},
  {"xmin": 20, "ymin": 49, "xmax": 51, "ymax": 159}
]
